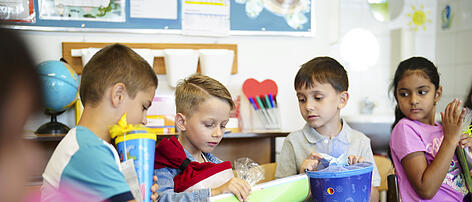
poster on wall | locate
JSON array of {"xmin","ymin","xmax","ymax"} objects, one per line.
[
  {"xmin": 182, "ymin": 0, "xmax": 230, "ymax": 36},
  {"xmin": 0, "ymin": 0, "xmax": 35, "ymax": 23},
  {"xmin": 130, "ymin": 0, "xmax": 177, "ymax": 19},
  {"xmin": 38, "ymin": 0, "xmax": 125, "ymax": 22},
  {"xmin": 231, "ymin": 0, "xmax": 312, "ymax": 34}
]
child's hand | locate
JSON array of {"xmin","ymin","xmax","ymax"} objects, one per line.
[
  {"xmin": 300, "ymin": 152, "xmax": 323, "ymax": 173},
  {"xmin": 460, "ymin": 134, "xmax": 472, "ymax": 149},
  {"xmin": 212, "ymin": 177, "xmax": 251, "ymax": 202},
  {"xmin": 348, "ymin": 155, "xmax": 365, "ymax": 165},
  {"xmin": 441, "ymin": 99, "xmax": 466, "ymax": 144},
  {"xmin": 150, "ymin": 175, "xmax": 159, "ymax": 201}
]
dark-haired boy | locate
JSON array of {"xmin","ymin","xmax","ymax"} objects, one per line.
[{"xmin": 275, "ymin": 57, "xmax": 380, "ymax": 201}]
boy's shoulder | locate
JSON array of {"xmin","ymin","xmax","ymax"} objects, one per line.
[
  {"xmin": 341, "ymin": 121, "xmax": 371, "ymax": 144},
  {"xmin": 43, "ymin": 126, "xmax": 120, "ymax": 188},
  {"xmin": 62, "ymin": 126, "xmax": 112, "ymax": 150},
  {"xmin": 285, "ymin": 125, "xmax": 310, "ymax": 143},
  {"xmin": 285, "ymin": 122, "xmax": 371, "ymax": 142}
]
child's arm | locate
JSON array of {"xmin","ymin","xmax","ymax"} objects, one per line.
[
  {"xmin": 402, "ymin": 99, "xmax": 466, "ymax": 199},
  {"xmin": 299, "ymin": 152, "xmax": 322, "ymax": 173},
  {"xmin": 347, "ymin": 155, "xmax": 365, "ymax": 164},
  {"xmin": 275, "ymin": 139, "xmax": 299, "ymax": 178},
  {"xmin": 211, "ymin": 177, "xmax": 251, "ymax": 202},
  {"xmin": 155, "ymin": 167, "xmax": 212, "ymax": 202}
]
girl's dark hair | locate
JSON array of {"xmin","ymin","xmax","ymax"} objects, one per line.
[{"xmin": 390, "ymin": 57, "xmax": 440, "ymax": 128}]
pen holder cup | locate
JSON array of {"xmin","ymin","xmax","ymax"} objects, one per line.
[{"xmin": 249, "ymin": 106, "xmax": 281, "ymax": 130}]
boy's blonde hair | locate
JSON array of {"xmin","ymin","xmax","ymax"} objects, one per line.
[
  {"xmin": 175, "ymin": 74, "xmax": 234, "ymax": 117},
  {"xmin": 80, "ymin": 44, "xmax": 158, "ymax": 106}
]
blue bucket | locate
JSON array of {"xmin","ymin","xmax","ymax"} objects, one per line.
[{"xmin": 306, "ymin": 162, "xmax": 373, "ymax": 202}]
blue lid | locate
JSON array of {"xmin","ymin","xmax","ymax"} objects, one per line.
[{"xmin": 306, "ymin": 162, "xmax": 373, "ymax": 178}]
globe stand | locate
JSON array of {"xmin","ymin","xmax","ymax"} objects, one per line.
[{"xmin": 36, "ymin": 110, "xmax": 70, "ymax": 135}]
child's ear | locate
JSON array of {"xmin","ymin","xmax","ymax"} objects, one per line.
[
  {"xmin": 175, "ymin": 113, "xmax": 187, "ymax": 132},
  {"xmin": 337, "ymin": 91, "xmax": 349, "ymax": 109},
  {"xmin": 434, "ymin": 86, "xmax": 443, "ymax": 105},
  {"xmin": 110, "ymin": 83, "xmax": 127, "ymax": 108}
]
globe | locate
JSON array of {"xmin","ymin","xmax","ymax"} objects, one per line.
[{"xmin": 36, "ymin": 60, "xmax": 79, "ymax": 134}]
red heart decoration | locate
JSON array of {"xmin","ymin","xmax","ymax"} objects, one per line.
[
  {"xmin": 260, "ymin": 79, "xmax": 278, "ymax": 96},
  {"xmin": 242, "ymin": 78, "xmax": 260, "ymax": 98},
  {"xmin": 242, "ymin": 78, "xmax": 278, "ymax": 98}
]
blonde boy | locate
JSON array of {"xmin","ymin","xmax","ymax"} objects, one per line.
[
  {"xmin": 275, "ymin": 57, "xmax": 381, "ymax": 201},
  {"xmin": 42, "ymin": 44, "xmax": 158, "ymax": 201},
  {"xmin": 155, "ymin": 74, "xmax": 251, "ymax": 202}
]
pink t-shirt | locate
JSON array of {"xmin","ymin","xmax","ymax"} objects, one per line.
[{"xmin": 390, "ymin": 118, "xmax": 468, "ymax": 201}]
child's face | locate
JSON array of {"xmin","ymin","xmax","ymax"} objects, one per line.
[
  {"xmin": 179, "ymin": 96, "xmax": 231, "ymax": 154},
  {"xmin": 396, "ymin": 72, "xmax": 440, "ymax": 125},
  {"xmin": 123, "ymin": 87, "xmax": 156, "ymax": 125},
  {"xmin": 296, "ymin": 81, "xmax": 347, "ymax": 130}
]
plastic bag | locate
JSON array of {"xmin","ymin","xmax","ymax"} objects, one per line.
[
  {"xmin": 463, "ymin": 108, "xmax": 472, "ymax": 137},
  {"xmin": 318, "ymin": 153, "xmax": 348, "ymax": 168},
  {"xmin": 458, "ymin": 107, "xmax": 472, "ymax": 194},
  {"xmin": 315, "ymin": 153, "xmax": 372, "ymax": 173},
  {"xmin": 234, "ymin": 158, "xmax": 265, "ymax": 186}
]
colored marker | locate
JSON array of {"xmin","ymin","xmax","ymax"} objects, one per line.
[
  {"xmin": 264, "ymin": 95, "xmax": 272, "ymax": 108},
  {"xmin": 248, "ymin": 97, "xmax": 258, "ymax": 110},
  {"xmin": 268, "ymin": 94, "xmax": 275, "ymax": 108},
  {"xmin": 273, "ymin": 95, "xmax": 278, "ymax": 108},
  {"xmin": 249, "ymin": 97, "xmax": 269, "ymax": 125},
  {"xmin": 256, "ymin": 96, "xmax": 274, "ymax": 125}
]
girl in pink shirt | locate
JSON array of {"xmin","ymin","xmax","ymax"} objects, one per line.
[{"xmin": 389, "ymin": 57, "xmax": 472, "ymax": 201}]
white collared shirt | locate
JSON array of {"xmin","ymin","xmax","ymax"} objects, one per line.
[{"xmin": 275, "ymin": 119, "xmax": 381, "ymax": 187}]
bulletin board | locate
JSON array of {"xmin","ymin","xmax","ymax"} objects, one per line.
[{"xmin": 4, "ymin": 0, "xmax": 313, "ymax": 35}]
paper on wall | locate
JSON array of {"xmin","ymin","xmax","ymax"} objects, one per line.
[
  {"xmin": 0, "ymin": 0, "xmax": 35, "ymax": 22},
  {"xmin": 55, "ymin": 0, "xmax": 109, "ymax": 7},
  {"xmin": 182, "ymin": 0, "xmax": 230, "ymax": 36},
  {"xmin": 130, "ymin": 0, "xmax": 177, "ymax": 19}
]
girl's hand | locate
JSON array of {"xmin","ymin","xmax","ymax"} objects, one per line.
[
  {"xmin": 459, "ymin": 134, "xmax": 472, "ymax": 149},
  {"xmin": 441, "ymin": 99, "xmax": 466, "ymax": 144},
  {"xmin": 211, "ymin": 177, "xmax": 251, "ymax": 202},
  {"xmin": 348, "ymin": 155, "xmax": 365, "ymax": 165},
  {"xmin": 300, "ymin": 152, "xmax": 323, "ymax": 173}
]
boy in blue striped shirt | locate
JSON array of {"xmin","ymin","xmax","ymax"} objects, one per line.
[{"xmin": 42, "ymin": 44, "xmax": 158, "ymax": 202}]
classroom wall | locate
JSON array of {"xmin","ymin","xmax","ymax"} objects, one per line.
[
  {"xmin": 23, "ymin": 0, "xmax": 397, "ymax": 133},
  {"xmin": 21, "ymin": 1, "xmax": 332, "ymax": 133},
  {"xmin": 435, "ymin": 0, "xmax": 472, "ymax": 112},
  {"xmin": 23, "ymin": 0, "xmax": 468, "ymax": 137}
]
